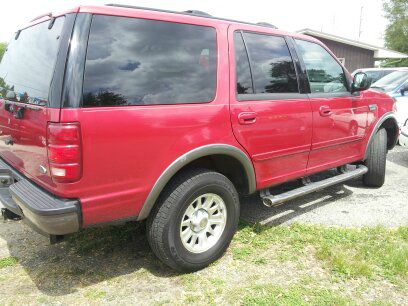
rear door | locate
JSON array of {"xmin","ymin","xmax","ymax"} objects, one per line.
[
  {"xmin": 293, "ymin": 39, "xmax": 369, "ymax": 174},
  {"xmin": 0, "ymin": 17, "xmax": 66, "ymax": 185},
  {"xmin": 229, "ymin": 26, "xmax": 313, "ymax": 189}
]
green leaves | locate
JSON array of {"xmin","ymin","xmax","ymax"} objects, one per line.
[
  {"xmin": 383, "ymin": 0, "xmax": 408, "ymax": 67},
  {"xmin": 0, "ymin": 43, "xmax": 6, "ymax": 61}
]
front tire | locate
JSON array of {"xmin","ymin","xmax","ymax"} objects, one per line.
[
  {"xmin": 363, "ymin": 128, "xmax": 387, "ymax": 187},
  {"xmin": 147, "ymin": 169, "xmax": 240, "ymax": 272}
]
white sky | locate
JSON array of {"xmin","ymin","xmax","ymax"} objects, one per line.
[{"xmin": 0, "ymin": 0, "xmax": 388, "ymax": 46}]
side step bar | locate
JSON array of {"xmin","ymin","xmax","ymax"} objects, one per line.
[{"xmin": 261, "ymin": 165, "xmax": 368, "ymax": 207}]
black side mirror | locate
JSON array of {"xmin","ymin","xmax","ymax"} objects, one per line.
[
  {"xmin": 351, "ymin": 72, "xmax": 370, "ymax": 94},
  {"xmin": 400, "ymin": 83, "xmax": 408, "ymax": 96}
]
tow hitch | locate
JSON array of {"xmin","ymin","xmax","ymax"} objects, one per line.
[{"xmin": 1, "ymin": 208, "xmax": 22, "ymax": 221}]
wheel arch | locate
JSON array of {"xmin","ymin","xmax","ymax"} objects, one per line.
[
  {"xmin": 364, "ymin": 112, "xmax": 399, "ymax": 160},
  {"xmin": 137, "ymin": 144, "xmax": 256, "ymax": 220}
]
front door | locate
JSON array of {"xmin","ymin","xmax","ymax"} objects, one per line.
[
  {"xmin": 294, "ymin": 39, "xmax": 369, "ymax": 174},
  {"xmin": 229, "ymin": 26, "xmax": 313, "ymax": 189}
]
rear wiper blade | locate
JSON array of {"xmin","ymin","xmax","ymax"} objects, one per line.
[{"xmin": 370, "ymin": 86, "xmax": 385, "ymax": 91}]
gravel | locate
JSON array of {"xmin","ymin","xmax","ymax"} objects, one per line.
[{"xmin": 241, "ymin": 145, "xmax": 408, "ymax": 227}]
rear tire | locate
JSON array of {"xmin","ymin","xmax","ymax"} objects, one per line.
[
  {"xmin": 147, "ymin": 169, "xmax": 240, "ymax": 272},
  {"xmin": 363, "ymin": 128, "xmax": 387, "ymax": 187}
]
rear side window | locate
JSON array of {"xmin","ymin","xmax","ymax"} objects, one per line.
[
  {"xmin": 82, "ymin": 15, "xmax": 217, "ymax": 107},
  {"xmin": 0, "ymin": 18, "xmax": 64, "ymax": 105},
  {"xmin": 234, "ymin": 32, "xmax": 253, "ymax": 94},
  {"xmin": 295, "ymin": 39, "xmax": 348, "ymax": 94},
  {"xmin": 240, "ymin": 32, "xmax": 298, "ymax": 94}
]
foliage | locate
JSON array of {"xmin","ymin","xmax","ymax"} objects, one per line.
[
  {"xmin": 0, "ymin": 43, "xmax": 6, "ymax": 62},
  {"xmin": 0, "ymin": 256, "xmax": 18, "ymax": 269},
  {"xmin": 233, "ymin": 222, "xmax": 408, "ymax": 282},
  {"xmin": 383, "ymin": 0, "xmax": 408, "ymax": 67}
]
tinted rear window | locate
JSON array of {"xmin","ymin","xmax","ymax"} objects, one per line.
[
  {"xmin": 82, "ymin": 15, "xmax": 217, "ymax": 107},
  {"xmin": 0, "ymin": 18, "xmax": 64, "ymax": 105},
  {"xmin": 243, "ymin": 32, "xmax": 298, "ymax": 94}
]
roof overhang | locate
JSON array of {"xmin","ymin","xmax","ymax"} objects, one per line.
[{"xmin": 297, "ymin": 28, "xmax": 408, "ymax": 60}]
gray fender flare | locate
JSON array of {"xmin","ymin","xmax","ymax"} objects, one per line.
[
  {"xmin": 137, "ymin": 144, "xmax": 256, "ymax": 220},
  {"xmin": 364, "ymin": 112, "xmax": 399, "ymax": 160}
]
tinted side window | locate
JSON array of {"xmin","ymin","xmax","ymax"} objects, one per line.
[
  {"xmin": 82, "ymin": 15, "xmax": 217, "ymax": 107},
  {"xmin": 234, "ymin": 32, "xmax": 253, "ymax": 94},
  {"xmin": 0, "ymin": 18, "xmax": 64, "ymax": 105},
  {"xmin": 295, "ymin": 39, "xmax": 348, "ymax": 94},
  {"xmin": 243, "ymin": 33, "xmax": 298, "ymax": 94}
]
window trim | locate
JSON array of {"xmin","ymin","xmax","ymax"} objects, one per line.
[
  {"xmin": 293, "ymin": 37, "xmax": 352, "ymax": 97},
  {"xmin": 79, "ymin": 13, "xmax": 218, "ymax": 108},
  {"xmin": 234, "ymin": 30, "xmax": 302, "ymax": 102},
  {"xmin": 238, "ymin": 92, "xmax": 309, "ymax": 101},
  {"xmin": 49, "ymin": 14, "xmax": 77, "ymax": 108}
]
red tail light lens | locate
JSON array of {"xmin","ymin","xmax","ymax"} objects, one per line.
[{"xmin": 47, "ymin": 122, "xmax": 82, "ymax": 183}]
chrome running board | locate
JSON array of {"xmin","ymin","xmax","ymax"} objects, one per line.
[{"xmin": 261, "ymin": 165, "xmax": 368, "ymax": 207}]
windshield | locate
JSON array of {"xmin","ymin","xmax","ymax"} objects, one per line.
[
  {"xmin": 371, "ymin": 70, "xmax": 408, "ymax": 91},
  {"xmin": 0, "ymin": 17, "xmax": 64, "ymax": 105}
]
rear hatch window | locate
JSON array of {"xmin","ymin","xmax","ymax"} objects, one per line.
[
  {"xmin": 0, "ymin": 17, "xmax": 64, "ymax": 185},
  {"xmin": 0, "ymin": 18, "xmax": 64, "ymax": 105}
]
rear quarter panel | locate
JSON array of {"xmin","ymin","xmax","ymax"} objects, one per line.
[{"xmin": 58, "ymin": 11, "xmax": 243, "ymax": 226}]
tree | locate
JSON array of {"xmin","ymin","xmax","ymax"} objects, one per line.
[
  {"xmin": 0, "ymin": 43, "xmax": 6, "ymax": 61},
  {"xmin": 383, "ymin": 0, "xmax": 408, "ymax": 67}
]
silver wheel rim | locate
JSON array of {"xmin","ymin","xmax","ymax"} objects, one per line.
[{"xmin": 179, "ymin": 193, "xmax": 227, "ymax": 254}]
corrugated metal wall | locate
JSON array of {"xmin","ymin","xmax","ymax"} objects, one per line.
[{"xmin": 308, "ymin": 36, "xmax": 375, "ymax": 73}]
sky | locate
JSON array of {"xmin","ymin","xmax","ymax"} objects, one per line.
[{"xmin": 0, "ymin": 0, "xmax": 388, "ymax": 47}]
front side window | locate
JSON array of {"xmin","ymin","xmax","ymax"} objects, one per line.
[
  {"xmin": 242, "ymin": 32, "xmax": 298, "ymax": 94},
  {"xmin": 295, "ymin": 39, "xmax": 348, "ymax": 94},
  {"xmin": 82, "ymin": 15, "xmax": 217, "ymax": 107},
  {"xmin": 0, "ymin": 18, "xmax": 64, "ymax": 105}
]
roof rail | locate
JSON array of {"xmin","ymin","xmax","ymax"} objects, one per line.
[
  {"xmin": 257, "ymin": 22, "xmax": 277, "ymax": 29},
  {"xmin": 30, "ymin": 12, "xmax": 52, "ymax": 22},
  {"xmin": 105, "ymin": 4, "xmax": 279, "ymax": 30},
  {"xmin": 183, "ymin": 10, "xmax": 212, "ymax": 17}
]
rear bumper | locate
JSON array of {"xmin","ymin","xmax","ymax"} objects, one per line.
[{"xmin": 0, "ymin": 158, "xmax": 81, "ymax": 235}]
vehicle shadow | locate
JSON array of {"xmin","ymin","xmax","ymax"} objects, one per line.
[
  {"xmin": 0, "ymin": 220, "xmax": 177, "ymax": 296},
  {"xmin": 0, "ymin": 178, "xmax": 354, "ymax": 296},
  {"xmin": 386, "ymin": 146, "xmax": 408, "ymax": 168},
  {"xmin": 240, "ymin": 183, "xmax": 353, "ymax": 225}
]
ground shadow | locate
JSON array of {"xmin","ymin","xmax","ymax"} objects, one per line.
[
  {"xmin": 240, "ymin": 183, "xmax": 354, "ymax": 225},
  {"xmin": 0, "ymin": 220, "xmax": 178, "ymax": 296},
  {"xmin": 386, "ymin": 146, "xmax": 408, "ymax": 168}
]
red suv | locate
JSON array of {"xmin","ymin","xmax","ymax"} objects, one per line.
[{"xmin": 0, "ymin": 5, "xmax": 399, "ymax": 271}]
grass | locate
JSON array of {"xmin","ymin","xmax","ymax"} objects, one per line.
[
  {"xmin": 0, "ymin": 256, "xmax": 18, "ymax": 269},
  {"xmin": 84, "ymin": 289, "xmax": 107, "ymax": 300},
  {"xmin": 241, "ymin": 283, "xmax": 355, "ymax": 306},
  {"xmin": 232, "ymin": 222, "xmax": 408, "ymax": 283},
  {"xmin": 2, "ymin": 221, "xmax": 406, "ymax": 304}
]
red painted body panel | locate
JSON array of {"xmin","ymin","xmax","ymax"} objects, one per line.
[
  {"xmin": 0, "ymin": 100, "xmax": 60, "ymax": 188},
  {"xmin": 0, "ymin": 5, "xmax": 396, "ymax": 228},
  {"xmin": 227, "ymin": 24, "xmax": 313, "ymax": 189},
  {"xmin": 307, "ymin": 95, "xmax": 369, "ymax": 172}
]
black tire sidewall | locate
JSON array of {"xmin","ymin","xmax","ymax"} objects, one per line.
[{"xmin": 165, "ymin": 175, "xmax": 239, "ymax": 269}]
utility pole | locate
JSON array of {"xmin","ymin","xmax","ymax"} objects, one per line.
[{"xmin": 358, "ymin": 6, "xmax": 363, "ymax": 40}]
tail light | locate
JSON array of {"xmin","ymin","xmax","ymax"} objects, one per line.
[{"xmin": 46, "ymin": 122, "xmax": 82, "ymax": 183}]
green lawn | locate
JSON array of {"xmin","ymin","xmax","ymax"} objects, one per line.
[{"xmin": 1, "ymin": 222, "xmax": 407, "ymax": 305}]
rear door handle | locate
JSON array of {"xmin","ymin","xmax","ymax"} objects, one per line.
[
  {"xmin": 238, "ymin": 112, "xmax": 257, "ymax": 125},
  {"xmin": 319, "ymin": 106, "xmax": 332, "ymax": 117}
]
